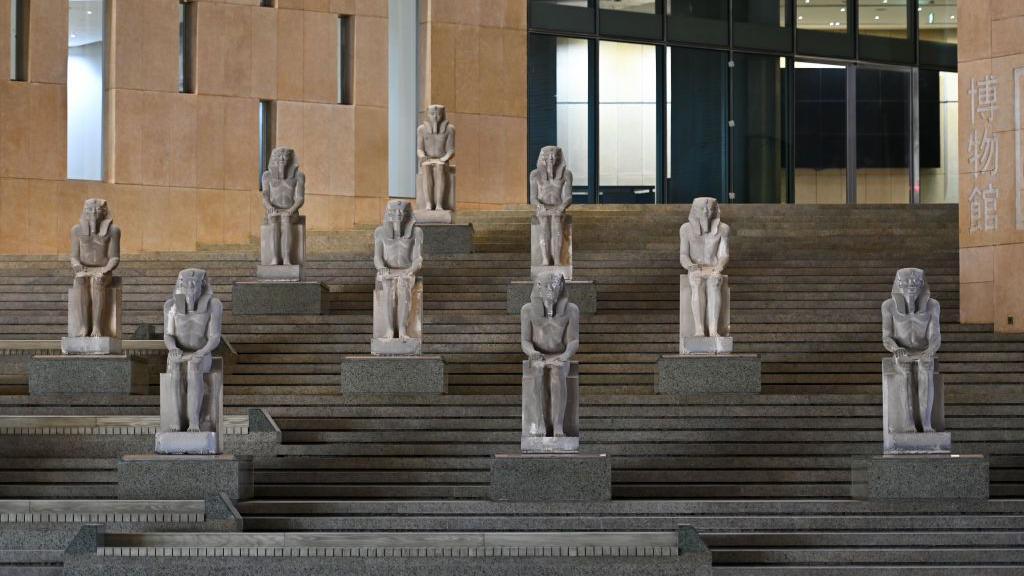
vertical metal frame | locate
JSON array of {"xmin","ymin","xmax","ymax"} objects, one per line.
[
  {"xmin": 910, "ymin": 66, "xmax": 920, "ymax": 204},
  {"xmin": 655, "ymin": 44, "xmax": 666, "ymax": 204},
  {"xmin": 587, "ymin": 37, "xmax": 599, "ymax": 204},
  {"xmin": 846, "ymin": 65, "xmax": 857, "ymax": 204}
]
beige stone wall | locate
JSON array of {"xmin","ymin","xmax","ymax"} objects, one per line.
[
  {"xmin": 0, "ymin": 0, "xmax": 526, "ymax": 255},
  {"xmin": 958, "ymin": 0, "xmax": 1024, "ymax": 331},
  {"xmin": 420, "ymin": 0, "xmax": 526, "ymax": 210}
]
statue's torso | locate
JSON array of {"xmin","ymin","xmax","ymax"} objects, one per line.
[
  {"xmin": 267, "ymin": 177, "xmax": 297, "ymax": 210},
  {"xmin": 172, "ymin": 311, "xmax": 211, "ymax": 352},
  {"xmin": 420, "ymin": 128, "xmax": 452, "ymax": 160},
  {"xmin": 76, "ymin": 232, "xmax": 112, "ymax": 268},
  {"xmin": 536, "ymin": 177, "xmax": 567, "ymax": 209},
  {"xmin": 529, "ymin": 313, "xmax": 570, "ymax": 355},
  {"xmin": 890, "ymin": 307, "xmax": 934, "ymax": 353},
  {"xmin": 684, "ymin": 228, "xmax": 724, "ymax": 267},
  {"xmin": 381, "ymin": 236, "xmax": 415, "ymax": 269}
]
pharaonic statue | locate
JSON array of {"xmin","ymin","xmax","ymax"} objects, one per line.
[
  {"xmin": 520, "ymin": 271, "xmax": 580, "ymax": 453},
  {"xmin": 259, "ymin": 147, "xmax": 306, "ymax": 279},
  {"xmin": 529, "ymin": 145, "xmax": 573, "ymax": 279},
  {"xmin": 372, "ymin": 200, "xmax": 424, "ymax": 355},
  {"xmin": 158, "ymin": 269, "xmax": 225, "ymax": 454},
  {"xmin": 679, "ymin": 197, "xmax": 732, "ymax": 354},
  {"xmin": 66, "ymin": 198, "xmax": 122, "ymax": 352},
  {"xmin": 415, "ymin": 104, "xmax": 456, "ymax": 222},
  {"xmin": 881, "ymin": 268, "xmax": 946, "ymax": 453}
]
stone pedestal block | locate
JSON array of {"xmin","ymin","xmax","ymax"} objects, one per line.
[
  {"xmin": 658, "ymin": 354, "xmax": 761, "ymax": 394},
  {"xmin": 491, "ymin": 453, "xmax": 611, "ymax": 502},
  {"xmin": 507, "ymin": 280, "xmax": 597, "ymax": 314},
  {"xmin": 413, "ymin": 209, "xmax": 453, "ymax": 224},
  {"xmin": 61, "ymin": 336, "xmax": 121, "ymax": 355},
  {"xmin": 417, "ymin": 223, "xmax": 474, "ymax": 255},
  {"xmin": 232, "ymin": 281, "xmax": 328, "ymax": 315},
  {"xmin": 851, "ymin": 454, "xmax": 989, "ymax": 501},
  {"xmin": 29, "ymin": 355, "xmax": 146, "ymax": 395},
  {"xmin": 117, "ymin": 454, "xmax": 253, "ymax": 501},
  {"xmin": 340, "ymin": 355, "xmax": 446, "ymax": 394}
]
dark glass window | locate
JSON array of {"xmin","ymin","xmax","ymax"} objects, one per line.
[
  {"xmin": 856, "ymin": 67, "xmax": 911, "ymax": 203},
  {"xmin": 599, "ymin": 0, "xmax": 656, "ymax": 14},
  {"xmin": 10, "ymin": 0, "xmax": 27, "ymax": 81},
  {"xmin": 666, "ymin": 0, "xmax": 727, "ymax": 45},
  {"xmin": 528, "ymin": 34, "xmax": 591, "ymax": 202},
  {"xmin": 338, "ymin": 16, "xmax": 352, "ymax": 104},
  {"xmin": 794, "ymin": 62, "xmax": 848, "ymax": 203},
  {"xmin": 732, "ymin": 54, "xmax": 789, "ymax": 204},
  {"xmin": 599, "ymin": 40, "xmax": 657, "ymax": 204},
  {"xmin": 259, "ymin": 100, "xmax": 275, "ymax": 189},
  {"xmin": 919, "ymin": 70, "xmax": 958, "ymax": 203},
  {"xmin": 667, "ymin": 46, "xmax": 726, "ymax": 203},
  {"xmin": 179, "ymin": 0, "xmax": 196, "ymax": 94},
  {"xmin": 859, "ymin": 0, "xmax": 908, "ymax": 39}
]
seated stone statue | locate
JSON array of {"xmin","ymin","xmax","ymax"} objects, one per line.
[
  {"xmin": 415, "ymin": 104, "xmax": 456, "ymax": 223},
  {"xmin": 881, "ymin": 267, "xmax": 947, "ymax": 453},
  {"xmin": 530, "ymin": 145, "xmax": 573, "ymax": 280},
  {"xmin": 66, "ymin": 199, "xmax": 122, "ymax": 353},
  {"xmin": 259, "ymin": 147, "xmax": 306, "ymax": 280},
  {"xmin": 157, "ymin": 268, "xmax": 225, "ymax": 455},
  {"xmin": 679, "ymin": 197, "xmax": 732, "ymax": 354},
  {"xmin": 372, "ymin": 200, "xmax": 424, "ymax": 355},
  {"xmin": 520, "ymin": 271, "xmax": 580, "ymax": 453}
]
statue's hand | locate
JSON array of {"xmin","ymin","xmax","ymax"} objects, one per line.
[
  {"xmin": 168, "ymin": 348, "xmax": 183, "ymax": 362},
  {"xmin": 894, "ymin": 348, "xmax": 908, "ymax": 361},
  {"xmin": 72, "ymin": 263, "xmax": 85, "ymax": 274}
]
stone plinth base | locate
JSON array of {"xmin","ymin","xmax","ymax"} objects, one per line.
[
  {"xmin": 417, "ymin": 223, "xmax": 473, "ymax": 255},
  {"xmin": 340, "ymin": 355, "xmax": 446, "ymax": 394},
  {"xmin": 490, "ymin": 453, "xmax": 611, "ymax": 502},
  {"xmin": 29, "ymin": 355, "xmax": 146, "ymax": 395},
  {"xmin": 413, "ymin": 209, "xmax": 453, "ymax": 224},
  {"xmin": 371, "ymin": 337, "xmax": 422, "ymax": 356},
  {"xmin": 680, "ymin": 336, "xmax": 733, "ymax": 354},
  {"xmin": 256, "ymin": 264, "xmax": 302, "ymax": 281},
  {"xmin": 117, "ymin": 454, "xmax": 253, "ymax": 501},
  {"xmin": 61, "ymin": 336, "xmax": 121, "ymax": 355},
  {"xmin": 232, "ymin": 281, "xmax": 328, "ymax": 315},
  {"xmin": 154, "ymin": 432, "xmax": 219, "ymax": 455},
  {"xmin": 658, "ymin": 354, "xmax": 761, "ymax": 394},
  {"xmin": 851, "ymin": 454, "xmax": 989, "ymax": 501},
  {"xmin": 886, "ymin": 432, "xmax": 951, "ymax": 455},
  {"xmin": 522, "ymin": 436, "xmax": 579, "ymax": 453},
  {"xmin": 508, "ymin": 280, "xmax": 597, "ymax": 314}
]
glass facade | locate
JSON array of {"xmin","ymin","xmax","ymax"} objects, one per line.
[
  {"xmin": 67, "ymin": 0, "xmax": 106, "ymax": 181},
  {"xmin": 528, "ymin": 0, "xmax": 957, "ymax": 204}
]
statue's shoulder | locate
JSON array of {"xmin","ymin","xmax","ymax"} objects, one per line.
[
  {"xmin": 71, "ymin": 223, "xmax": 84, "ymax": 236},
  {"xmin": 520, "ymin": 303, "xmax": 534, "ymax": 317},
  {"xmin": 163, "ymin": 298, "xmax": 175, "ymax": 313},
  {"xmin": 718, "ymin": 222, "xmax": 731, "ymax": 236},
  {"xmin": 209, "ymin": 297, "xmax": 225, "ymax": 314},
  {"xmin": 108, "ymin": 224, "xmax": 121, "ymax": 237},
  {"xmin": 372, "ymin": 225, "xmax": 386, "ymax": 239},
  {"xmin": 927, "ymin": 298, "xmax": 941, "ymax": 312},
  {"xmin": 413, "ymin": 226, "xmax": 424, "ymax": 241},
  {"xmin": 566, "ymin": 302, "xmax": 580, "ymax": 317},
  {"xmin": 680, "ymin": 222, "xmax": 693, "ymax": 236},
  {"xmin": 528, "ymin": 169, "xmax": 540, "ymax": 182},
  {"xmin": 881, "ymin": 298, "xmax": 895, "ymax": 313}
]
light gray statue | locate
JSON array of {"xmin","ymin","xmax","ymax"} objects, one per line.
[
  {"xmin": 162, "ymin": 269, "xmax": 224, "ymax": 434},
  {"xmin": 372, "ymin": 200, "xmax": 424, "ymax": 355},
  {"xmin": 416, "ymin": 104, "xmax": 455, "ymax": 219},
  {"xmin": 68, "ymin": 198, "xmax": 121, "ymax": 342},
  {"xmin": 520, "ymin": 271, "xmax": 580, "ymax": 452},
  {"xmin": 679, "ymin": 197, "xmax": 731, "ymax": 354},
  {"xmin": 882, "ymin": 268, "xmax": 943, "ymax": 444},
  {"xmin": 260, "ymin": 147, "xmax": 305, "ymax": 273},
  {"xmin": 530, "ymin": 146, "xmax": 573, "ymax": 277}
]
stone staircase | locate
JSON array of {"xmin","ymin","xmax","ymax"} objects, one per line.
[{"xmin": 2, "ymin": 203, "xmax": 1024, "ymax": 573}]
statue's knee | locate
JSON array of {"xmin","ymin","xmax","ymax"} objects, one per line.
[{"xmin": 708, "ymin": 276, "xmax": 723, "ymax": 288}]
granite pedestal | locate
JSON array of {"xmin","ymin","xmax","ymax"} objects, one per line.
[
  {"xmin": 657, "ymin": 354, "xmax": 761, "ymax": 394},
  {"xmin": 851, "ymin": 454, "xmax": 989, "ymax": 501},
  {"xmin": 232, "ymin": 281, "xmax": 328, "ymax": 315},
  {"xmin": 340, "ymin": 355, "xmax": 446, "ymax": 394},
  {"xmin": 490, "ymin": 453, "xmax": 611, "ymax": 502},
  {"xmin": 507, "ymin": 280, "xmax": 597, "ymax": 314},
  {"xmin": 117, "ymin": 454, "xmax": 253, "ymax": 501},
  {"xmin": 417, "ymin": 223, "xmax": 474, "ymax": 255},
  {"xmin": 29, "ymin": 355, "xmax": 146, "ymax": 395}
]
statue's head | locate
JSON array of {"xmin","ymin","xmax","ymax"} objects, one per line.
[
  {"xmin": 537, "ymin": 146, "xmax": 565, "ymax": 180},
  {"xmin": 269, "ymin": 147, "xmax": 296, "ymax": 178},
  {"xmin": 82, "ymin": 198, "xmax": 108, "ymax": 222},
  {"xmin": 688, "ymin": 197, "xmax": 720, "ymax": 235},
  {"xmin": 383, "ymin": 199, "xmax": 413, "ymax": 237},
  {"xmin": 892, "ymin": 267, "xmax": 929, "ymax": 313},
  {"xmin": 531, "ymin": 271, "xmax": 566, "ymax": 318},
  {"xmin": 174, "ymin": 268, "xmax": 211, "ymax": 313},
  {"xmin": 426, "ymin": 104, "xmax": 446, "ymax": 130}
]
